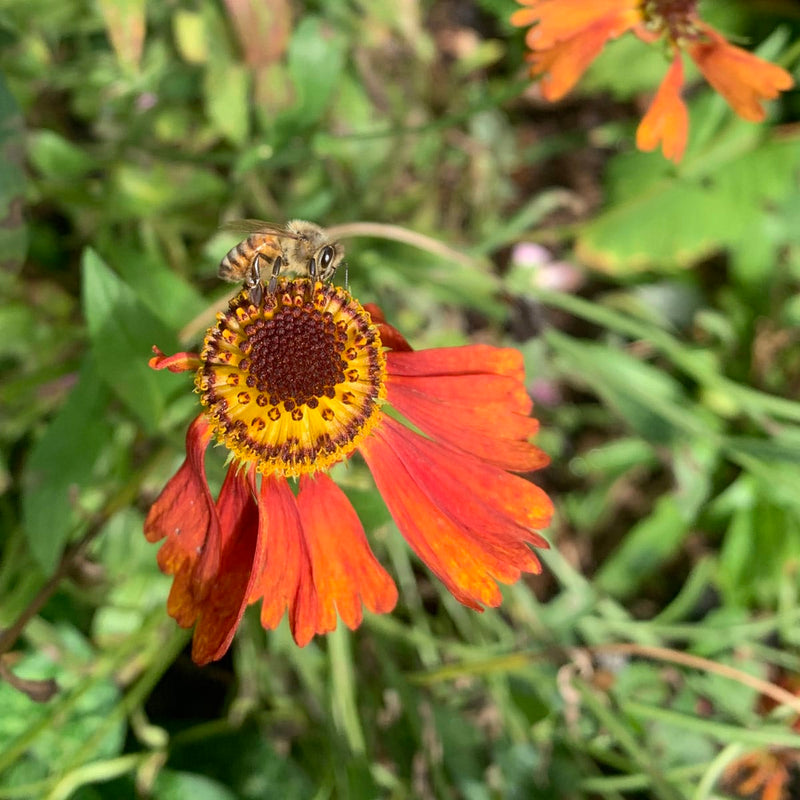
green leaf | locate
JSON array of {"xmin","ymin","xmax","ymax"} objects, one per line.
[
  {"xmin": 81, "ymin": 248, "xmax": 176, "ymax": 430},
  {"xmin": 283, "ymin": 17, "xmax": 346, "ymax": 129},
  {"xmin": 594, "ymin": 495, "xmax": 692, "ymax": 600},
  {"xmin": 28, "ymin": 129, "xmax": 95, "ymax": 180},
  {"xmin": 546, "ymin": 329, "xmax": 710, "ymax": 444},
  {"xmin": 153, "ymin": 771, "xmax": 238, "ymax": 800},
  {"xmin": 167, "ymin": 721, "xmax": 313, "ymax": 799},
  {"xmin": 112, "ymin": 247, "xmax": 207, "ymax": 331},
  {"xmin": 21, "ymin": 356, "xmax": 114, "ymax": 572},
  {"xmin": 173, "ymin": 9, "xmax": 208, "ymax": 64},
  {"xmin": 0, "ymin": 625, "xmax": 123, "ymax": 785},
  {"xmin": 204, "ymin": 54, "xmax": 250, "ymax": 145},
  {"xmin": 109, "ymin": 162, "xmax": 227, "ymax": 218},
  {"xmin": 578, "ymin": 130, "xmax": 800, "ymax": 273}
]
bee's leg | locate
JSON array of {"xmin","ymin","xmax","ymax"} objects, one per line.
[
  {"xmin": 248, "ymin": 281, "xmax": 263, "ymax": 307},
  {"xmin": 343, "ymin": 261, "xmax": 349, "ymax": 291},
  {"xmin": 308, "ymin": 257, "xmax": 317, "ymax": 281},
  {"xmin": 268, "ymin": 256, "xmax": 283, "ymax": 293},
  {"xmin": 246, "ymin": 254, "xmax": 264, "ymax": 306}
]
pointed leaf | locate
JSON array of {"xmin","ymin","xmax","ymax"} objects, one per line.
[
  {"xmin": 22, "ymin": 357, "xmax": 114, "ymax": 571},
  {"xmin": 578, "ymin": 131, "xmax": 800, "ymax": 273},
  {"xmin": 81, "ymin": 249, "xmax": 175, "ymax": 429}
]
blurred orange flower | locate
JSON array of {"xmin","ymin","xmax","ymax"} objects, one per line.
[
  {"xmin": 723, "ymin": 671, "xmax": 800, "ymax": 800},
  {"xmin": 636, "ymin": 54, "xmax": 688, "ymax": 161},
  {"xmin": 145, "ymin": 279, "xmax": 552, "ymax": 664},
  {"xmin": 512, "ymin": 0, "xmax": 794, "ymax": 162}
]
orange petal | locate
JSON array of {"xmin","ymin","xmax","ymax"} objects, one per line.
[
  {"xmin": 250, "ymin": 475, "xmax": 319, "ymax": 644},
  {"xmin": 149, "ymin": 345, "xmax": 201, "ymax": 373},
  {"xmin": 251, "ymin": 475, "xmax": 397, "ymax": 646},
  {"xmin": 513, "ymin": 0, "xmax": 640, "ymax": 50},
  {"xmin": 762, "ymin": 768, "xmax": 790, "ymax": 800},
  {"xmin": 688, "ymin": 27, "xmax": 794, "ymax": 122},
  {"xmin": 510, "ymin": 8, "xmax": 539, "ymax": 29},
  {"xmin": 386, "ymin": 376, "xmax": 548, "ymax": 472},
  {"xmin": 144, "ymin": 415, "xmax": 219, "ymax": 627},
  {"xmin": 296, "ymin": 473, "xmax": 398, "ymax": 634},
  {"xmin": 388, "ymin": 372, "xmax": 532, "ymax": 414},
  {"xmin": 636, "ymin": 54, "xmax": 689, "ymax": 163},
  {"xmin": 526, "ymin": 10, "xmax": 640, "ymax": 101},
  {"xmin": 191, "ymin": 465, "xmax": 263, "ymax": 665},
  {"xmin": 387, "ymin": 344, "xmax": 526, "ymax": 382},
  {"xmin": 361, "ymin": 418, "xmax": 552, "ymax": 610}
]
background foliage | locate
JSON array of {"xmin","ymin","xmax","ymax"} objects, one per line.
[{"xmin": 1, "ymin": 0, "xmax": 800, "ymax": 798}]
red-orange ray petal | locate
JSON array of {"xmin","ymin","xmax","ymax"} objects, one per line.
[
  {"xmin": 512, "ymin": 0, "xmax": 640, "ymax": 50},
  {"xmin": 687, "ymin": 27, "xmax": 794, "ymax": 122},
  {"xmin": 636, "ymin": 53, "xmax": 689, "ymax": 163},
  {"xmin": 386, "ymin": 376, "xmax": 548, "ymax": 472},
  {"xmin": 387, "ymin": 344, "xmax": 527, "ymax": 382},
  {"xmin": 144, "ymin": 415, "xmax": 219, "ymax": 627},
  {"xmin": 250, "ymin": 475, "xmax": 320, "ymax": 645},
  {"xmin": 296, "ymin": 473, "xmax": 398, "ymax": 633},
  {"xmin": 389, "ymin": 372, "xmax": 532, "ymax": 414},
  {"xmin": 361, "ymin": 418, "xmax": 551, "ymax": 610},
  {"xmin": 526, "ymin": 11, "xmax": 640, "ymax": 101},
  {"xmin": 149, "ymin": 345, "xmax": 201, "ymax": 373},
  {"xmin": 381, "ymin": 415, "xmax": 552, "ymax": 533},
  {"xmin": 191, "ymin": 465, "xmax": 263, "ymax": 665}
]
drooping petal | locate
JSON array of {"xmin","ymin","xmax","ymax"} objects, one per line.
[
  {"xmin": 144, "ymin": 415, "xmax": 219, "ymax": 627},
  {"xmin": 149, "ymin": 345, "xmax": 201, "ymax": 373},
  {"xmin": 251, "ymin": 474, "xmax": 396, "ymax": 645},
  {"xmin": 250, "ymin": 475, "xmax": 320, "ymax": 645},
  {"xmin": 526, "ymin": 11, "xmax": 640, "ymax": 101},
  {"xmin": 512, "ymin": 0, "xmax": 640, "ymax": 50},
  {"xmin": 191, "ymin": 465, "xmax": 263, "ymax": 665},
  {"xmin": 636, "ymin": 53, "xmax": 689, "ymax": 163},
  {"xmin": 296, "ymin": 473, "xmax": 398, "ymax": 633},
  {"xmin": 360, "ymin": 417, "xmax": 552, "ymax": 610},
  {"xmin": 687, "ymin": 27, "xmax": 794, "ymax": 122}
]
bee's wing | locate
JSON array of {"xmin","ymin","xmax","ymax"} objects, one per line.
[{"xmin": 219, "ymin": 219, "xmax": 304, "ymax": 239}]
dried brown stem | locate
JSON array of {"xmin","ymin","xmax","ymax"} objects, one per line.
[
  {"xmin": 587, "ymin": 642, "xmax": 800, "ymax": 717},
  {"xmin": 324, "ymin": 221, "xmax": 479, "ymax": 269}
]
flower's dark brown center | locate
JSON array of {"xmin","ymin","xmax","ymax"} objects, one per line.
[
  {"xmin": 196, "ymin": 279, "xmax": 386, "ymax": 477},
  {"xmin": 642, "ymin": 0, "xmax": 699, "ymax": 41},
  {"xmin": 245, "ymin": 305, "xmax": 346, "ymax": 407}
]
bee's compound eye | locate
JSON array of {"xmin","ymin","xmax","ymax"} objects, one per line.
[{"xmin": 319, "ymin": 245, "xmax": 335, "ymax": 271}]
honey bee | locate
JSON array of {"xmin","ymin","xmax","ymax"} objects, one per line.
[{"xmin": 219, "ymin": 219, "xmax": 345, "ymax": 304}]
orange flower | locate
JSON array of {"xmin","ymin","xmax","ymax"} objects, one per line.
[
  {"xmin": 512, "ymin": 0, "xmax": 642, "ymax": 101},
  {"xmin": 723, "ymin": 671, "xmax": 800, "ymax": 800},
  {"xmin": 636, "ymin": 54, "xmax": 688, "ymax": 162},
  {"xmin": 724, "ymin": 749, "xmax": 798, "ymax": 800},
  {"xmin": 512, "ymin": 0, "xmax": 794, "ymax": 161},
  {"xmin": 687, "ymin": 26, "xmax": 795, "ymax": 123},
  {"xmin": 145, "ymin": 279, "xmax": 552, "ymax": 664}
]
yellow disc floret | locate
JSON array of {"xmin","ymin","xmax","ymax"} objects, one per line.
[{"xmin": 196, "ymin": 279, "xmax": 386, "ymax": 477}]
